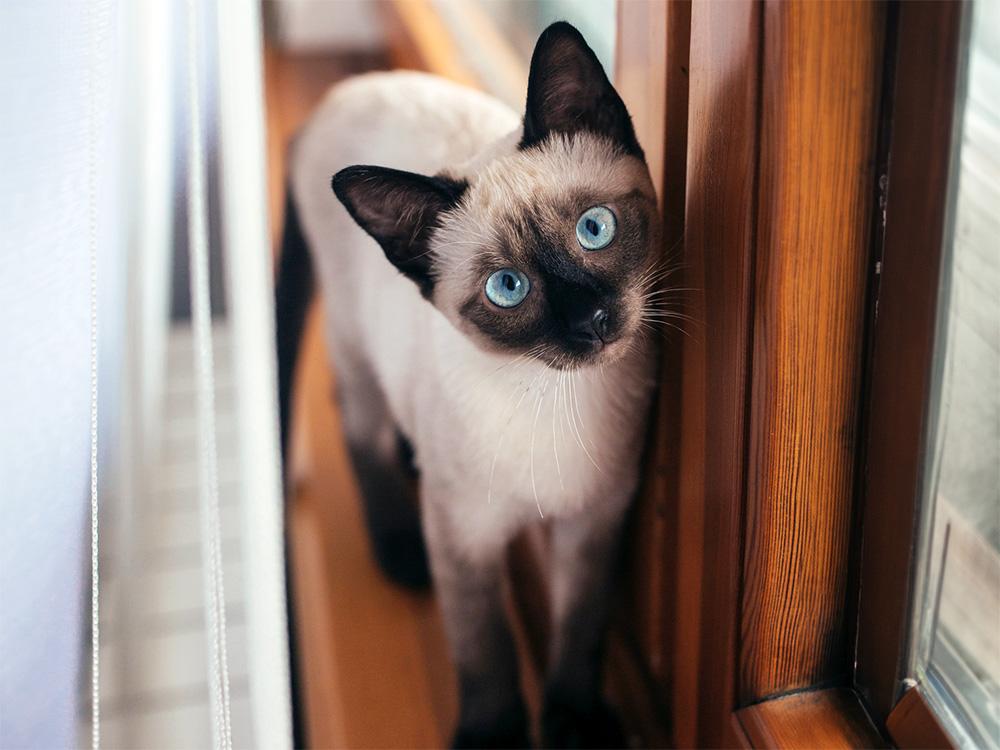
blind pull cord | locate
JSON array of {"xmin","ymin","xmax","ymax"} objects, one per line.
[{"xmin": 186, "ymin": 1, "xmax": 234, "ymax": 747}]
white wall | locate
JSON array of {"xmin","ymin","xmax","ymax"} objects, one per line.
[{"xmin": 264, "ymin": 0, "xmax": 383, "ymax": 52}]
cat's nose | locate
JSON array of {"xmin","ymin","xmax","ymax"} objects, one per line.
[
  {"xmin": 567, "ymin": 307, "xmax": 613, "ymax": 349},
  {"xmin": 591, "ymin": 309, "xmax": 610, "ymax": 340}
]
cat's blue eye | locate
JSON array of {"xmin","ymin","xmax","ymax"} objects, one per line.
[
  {"xmin": 485, "ymin": 268, "xmax": 530, "ymax": 308},
  {"xmin": 576, "ymin": 206, "xmax": 616, "ymax": 251}
]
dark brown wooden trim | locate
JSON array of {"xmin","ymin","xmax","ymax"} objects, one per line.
[
  {"xmin": 886, "ymin": 685, "xmax": 957, "ymax": 750},
  {"xmin": 605, "ymin": 631, "xmax": 673, "ymax": 749},
  {"xmin": 739, "ymin": 0, "xmax": 885, "ymax": 703},
  {"xmin": 852, "ymin": 0, "xmax": 967, "ymax": 722},
  {"xmin": 736, "ymin": 688, "xmax": 887, "ymax": 749},
  {"xmin": 614, "ymin": 0, "xmax": 689, "ymax": 705},
  {"xmin": 610, "ymin": 2, "xmax": 690, "ymax": 745},
  {"xmin": 668, "ymin": 1, "xmax": 760, "ymax": 745}
]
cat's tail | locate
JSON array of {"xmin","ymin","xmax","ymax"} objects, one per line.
[{"xmin": 275, "ymin": 184, "xmax": 314, "ymax": 473}]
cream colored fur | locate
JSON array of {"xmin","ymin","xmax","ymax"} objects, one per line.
[{"xmin": 290, "ymin": 71, "xmax": 657, "ymax": 564}]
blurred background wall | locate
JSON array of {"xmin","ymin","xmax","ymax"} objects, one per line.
[{"xmin": 0, "ymin": 2, "xmax": 124, "ymax": 746}]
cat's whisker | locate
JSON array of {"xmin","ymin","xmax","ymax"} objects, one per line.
[
  {"xmin": 567, "ymin": 371, "xmax": 602, "ymax": 474},
  {"xmin": 642, "ymin": 287, "xmax": 698, "ymax": 300},
  {"xmin": 550, "ymin": 365, "xmax": 564, "ymax": 493},
  {"xmin": 558, "ymin": 369, "xmax": 581, "ymax": 487},
  {"xmin": 561, "ymin": 370, "xmax": 584, "ymax": 458},
  {"xmin": 640, "ymin": 311, "xmax": 691, "ymax": 323},
  {"xmin": 467, "ymin": 345, "xmax": 540, "ymax": 395},
  {"xmin": 639, "ymin": 262, "xmax": 687, "ymax": 288},
  {"xmin": 641, "ymin": 296, "xmax": 689, "ymax": 306},
  {"xmin": 641, "ymin": 309, "xmax": 699, "ymax": 324},
  {"xmin": 638, "ymin": 317, "xmax": 692, "ymax": 339},
  {"xmin": 640, "ymin": 272, "xmax": 687, "ymax": 295},
  {"xmin": 529, "ymin": 374, "xmax": 550, "ymax": 519},
  {"xmin": 487, "ymin": 364, "xmax": 547, "ymax": 504}
]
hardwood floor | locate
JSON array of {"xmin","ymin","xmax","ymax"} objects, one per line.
[{"xmin": 264, "ymin": 46, "xmax": 457, "ymax": 748}]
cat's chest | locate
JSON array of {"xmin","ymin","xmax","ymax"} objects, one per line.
[{"xmin": 421, "ymin": 359, "xmax": 637, "ymax": 515}]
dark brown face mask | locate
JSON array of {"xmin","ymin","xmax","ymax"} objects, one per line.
[{"xmin": 331, "ymin": 19, "xmax": 657, "ymax": 369}]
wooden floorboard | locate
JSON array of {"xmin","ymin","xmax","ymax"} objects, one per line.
[
  {"xmin": 288, "ymin": 301, "xmax": 457, "ymax": 750},
  {"xmin": 266, "ymin": 47, "xmax": 457, "ymax": 749}
]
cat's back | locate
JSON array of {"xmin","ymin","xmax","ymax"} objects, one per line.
[
  {"xmin": 293, "ymin": 70, "xmax": 518, "ymax": 181},
  {"xmin": 290, "ymin": 72, "xmax": 519, "ymax": 301},
  {"xmin": 290, "ymin": 70, "xmax": 518, "ymax": 321},
  {"xmin": 289, "ymin": 72, "xmax": 519, "ymax": 435}
]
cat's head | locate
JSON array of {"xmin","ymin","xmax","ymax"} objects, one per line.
[{"xmin": 333, "ymin": 22, "xmax": 661, "ymax": 369}]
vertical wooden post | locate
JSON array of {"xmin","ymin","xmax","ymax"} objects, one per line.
[
  {"xmin": 676, "ymin": 1, "xmax": 760, "ymax": 745},
  {"xmin": 739, "ymin": 0, "xmax": 885, "ymax": 703}
]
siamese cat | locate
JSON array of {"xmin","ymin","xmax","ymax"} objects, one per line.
[{"xmin": 277, "ymin": 22, "xmax": 664, "ymax": 749}]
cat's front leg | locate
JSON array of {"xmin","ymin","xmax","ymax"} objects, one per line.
[
  {"xmin": 543, "ymin": 500, "xmax": 630, "ymax": 749},
  {"xmin": 421, "ymin": 495, "xmax": 530, "ymax": 749}
]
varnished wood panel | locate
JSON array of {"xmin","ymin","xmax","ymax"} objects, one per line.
[
  {"xmin": 615, "ymin": 0, "xmax": 673, "ymax": 207},
  {"xmin": 669, "ymin": 1, "xmax": 760, "ymax": 746},
  {"xmin": 854, "ymin": 0, "xmax": 965, "ymax": 720},
  {"xmin": 740, "ymin": 0, "xmax": 884, "ymax": 703},
  {"xmin": 736, "ymin": 688, "xmax": 887, "ymax": 749},
  {"xmin": 886, "ymin": 686, "xmax": 956, "ymax": 750}
]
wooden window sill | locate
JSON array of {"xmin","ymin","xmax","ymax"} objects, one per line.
[
  {"xmin": 887, "ymin": 685, "xmax": 957, "ymax": 750},
  {"xmin": 735, "ymin": 688, "xmax": 887, "ymax": 749}
]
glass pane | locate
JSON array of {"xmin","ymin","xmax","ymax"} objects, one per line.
[
  {"xmin": 911, "ymin": 1, "xmax": 1000, "ymax": 748},
  {"xmin": 432, "ymin": 0, "xmax": 617, "ymax": 107}
]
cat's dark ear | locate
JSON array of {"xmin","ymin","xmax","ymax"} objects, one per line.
[
  {"xmin": 332, "ymin": 165, "xmax": 467, "ymax": 296},
  {"xmin": 520, "ymin": 21, "xmax": 642, "ymax": 157}
]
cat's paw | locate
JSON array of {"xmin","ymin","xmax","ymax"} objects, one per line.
[
  {"xmin": 541, "ymin": 695, "xmax": 626, "ymax": 749},
  {"xmin": 451, "ymin": 702, "xmax": 532, "ymax": 749}
]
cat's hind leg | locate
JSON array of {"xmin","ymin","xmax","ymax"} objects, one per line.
[
  {"xmin": 542, "ymin": 503, "xmax": 630, "ymax": 749},
  {"xmin": 334, "ymin": 355, "xmax": 430, "ymax": 589},
  {"xmin": 421, "ymin": 495, "xmax": 530, "ymax": 749}
]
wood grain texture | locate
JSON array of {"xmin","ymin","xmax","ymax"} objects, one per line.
[
  {"xmin": 737, "ymin": 688, "xmax": 887, "ymax": 749},
  {"xmin": 740, "ymin": 0, "xmax": 884, "ymax": 703},
  {"xmin": 854, "ymin": 0, "xmax": 964, "ymax": 720},
  {"xmin": 886, "ymin": 686, "xmax": 956, "ymax": 750},
  {"xmin": 669, "ymin": 1, "xmax": 760, "ymax": 746}
]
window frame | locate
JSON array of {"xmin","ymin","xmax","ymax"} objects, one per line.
[
  {"xmin": 647, "ymin": 1, "xmax": 976, "ymax": 747},
  {"xmin": 853, "ymin": 2, "xmax": 968, "ymax": 745},
  {"xmin": 656, "ymin": 1, "xmax": 890, "ymax": 746}
]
